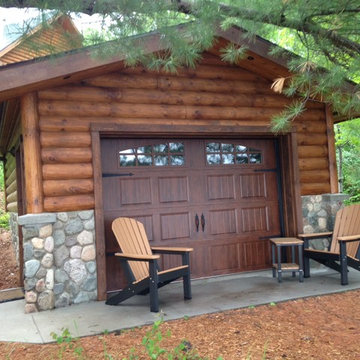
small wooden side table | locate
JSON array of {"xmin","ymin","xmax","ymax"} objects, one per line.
[{"xmin": 270, "ymin": 237, "xmax": 304, "ymax": 283}]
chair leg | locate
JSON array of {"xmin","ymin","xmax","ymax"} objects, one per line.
[
  {"xmin": 106, "ymin": 284, "xmax": 138, "ymax": 305},
  {"xmin": 303, "ymin": 239, "xmax": 310, "ymax": 278},
  {"xmin": 182, "ymin": 253, "xmax": 192, "ymax": 300},
  {"xmin": 149, "ymin": 260, "xmax": 159, "ymax": 312},
  {"xmin": 339, "ymin": 241, "xmax": 349, "ymax": 285},
  {"xmin": 183, "ymin": 272, "xmax": 192, "ymax": 300},
  {"xmin": 303, "ymin": 254, "xmax": 310, "ymax": 278}
]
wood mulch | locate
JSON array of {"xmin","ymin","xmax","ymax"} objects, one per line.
[
  {"xmin": 0, "ymin": 289, "xmax": 359, "ymax": 359},
  {"xmin": 0, "ymin": 222, "xmax": 360, "ymax": 359},
  {"xmin": 0, "ymin": 229, "xmax": 20, "ymax": 290}
]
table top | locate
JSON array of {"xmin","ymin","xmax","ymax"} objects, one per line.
[{"xmin": 270, "ymin": 237, "xmax": 304, "ymax": 245}]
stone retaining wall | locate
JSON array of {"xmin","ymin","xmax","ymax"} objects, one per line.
[
  {"xmin": 301, "ymin": 193, "xmax": 349, "ymax": 250},
  {"xmin": 19, "ymin": 210, "xmax": 97, "ymax": 313}
]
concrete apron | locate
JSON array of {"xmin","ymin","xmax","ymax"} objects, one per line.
[{"xmin": 1, "ymin": 268, "xmax": 360, "ymax": 344}]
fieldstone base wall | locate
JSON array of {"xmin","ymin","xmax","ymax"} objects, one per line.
[
  {"xmin": 9, "ymin": 212, "xmax": 20, "ymax": 263},
  {"xmin": 301, "ymin": 193, "xmax": 349, "ymax": 250},
  {"xmin": 19, "ymin": 210, "xmax": 97, "ymax": 313}
]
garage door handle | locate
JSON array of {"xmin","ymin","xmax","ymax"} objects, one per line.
[
  {"xmin": 201, "ymin": 213, "xmax": 205, "ymax": 232},
  {"xmin": 195, "ymin": 214, "xmax": 199, "ymax": 232}
]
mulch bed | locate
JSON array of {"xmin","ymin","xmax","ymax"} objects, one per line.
[
  {"xmin": 1, "ymin": 290, "xmax": 360, "ymax": 359},
  {"xmin": 0, "ymin": 229, "xmax": 20, "ymax": 291}
]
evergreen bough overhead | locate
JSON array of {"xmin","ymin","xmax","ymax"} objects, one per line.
[{"xmin": 1, "ymin": 0, "xmax": 359, "ymax": 130}]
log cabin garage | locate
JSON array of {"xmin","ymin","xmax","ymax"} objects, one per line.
[{"xmin": 0, "ymin": 25, "xmax": 345, "ymax": 312}]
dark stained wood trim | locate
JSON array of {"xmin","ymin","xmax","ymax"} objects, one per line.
[
  {"xmin": 15, "ymin": 142, "xmax": 25, "ymax": 285},
  {"xmin": 290, "ymin": 131, "xmax": 303, "ymax": 234},
  {"xmin": 325, "ymin": 105, "xmax": 339, "ymax": 193},
  {"xmin": 279, "ymin": 131, "xmax": 300, "ymax": 236},
  {"xmin": 91, "ymin": 130, "xmax": 107, "ymax": 301},
  {"xmin": 91, "ymin": 123, "xmax": 275, "ymax": 136}
]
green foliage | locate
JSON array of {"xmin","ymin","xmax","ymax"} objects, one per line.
[
  {"xmin": 220, "ymin": 43, "xmax": 248, "ymax": 64},
  {"xmin": 48, "ymin": 321, "xmax": 222, "ymax": 360},
  {"xmin": 270, "ymin": 101, "xmax": 305, "ymax": 133},
  {"xmin": 123, "ymin": 319, "xmax": 221, "ymax": 360},
  {"xmin": 50, "ymin": 327, "xmax": 86, "ymax": 359},
  {"xmin": 0, "ymin": 212, "xmax": 10, "ymax": 230},
  {"xmin": 336, "ymin": 118, "xmax": 360, "ymax": 203}
]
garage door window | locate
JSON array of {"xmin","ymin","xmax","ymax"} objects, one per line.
[
  {"xmin": 206, "ymin": 142, "xmax": 262, "ymax": 165},
  {"xmin": 119, "ymin": 142, "xmax": 185, "ymax": 167}
]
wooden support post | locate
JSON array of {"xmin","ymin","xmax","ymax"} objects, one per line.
[
  {"xmin": 325, "ymin": 105, "xmax": 339, "ymax": 193},
  {"xmin": 21, "ymin": 92, "xmax": 43, "ymax": 213},
  {"xmin": 91, "ymin": 130, "xmax": 107, "ymax": 301}
]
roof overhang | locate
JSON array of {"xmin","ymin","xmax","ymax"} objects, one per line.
[
  {"xmin": 0, "ymin": 24, "xmax": 292, "ymax": 102},
  {"xmin": 0, "ymin": 23, "xmax": 357, "ymax": 123}
]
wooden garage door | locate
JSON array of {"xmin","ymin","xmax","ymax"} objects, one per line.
[{"xmin": 101, "ymin": 138, "xmax": 281, "ymax": 291}]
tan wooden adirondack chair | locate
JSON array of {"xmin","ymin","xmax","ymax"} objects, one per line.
[
  {"xmin": 106, "ymin": 217, "xmax": 193, "ymax": 312},
  {"xmin": 299, "ymin": 204, "xmax": 360, "ymax": 285}
]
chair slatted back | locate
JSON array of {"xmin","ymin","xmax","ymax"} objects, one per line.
[
  {"xmin": 330, "ymin": 204, "xmax": 360, "ymax": 257},
  {"xmin": 112, "ymin": 217, "xmax": 152, "ymax": 281}
]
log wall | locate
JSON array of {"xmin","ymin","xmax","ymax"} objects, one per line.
[
  {"xmin": 5, "ymin": 152, "xmax": 17, "ymax": 212},
  {"xmin": 35, "ymin": 54, "xmax": 329, "ymax": 211}
]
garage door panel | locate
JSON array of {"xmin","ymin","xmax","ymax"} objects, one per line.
[
  {"xmin": 206, "ymin": 174, "xmax": 235, "ymax": 200},
  {"xmin": 158, "ymin": 176, "xmax": 189, "ymax": 203},
  {"xmin": 242, "ymin": 240, "xmax": 271, "ymax": 269},
  {"xmin": 102, "ymin": 178, "xmax": 121, "ymax": 211},
  {"xmin": 160, "ymin": 212, "xmax": 191, "ymax": 240},
  {"xmin": 239, "ymin": 173, "xmax": 267, "ymax": 199},
  {"xmin": 208, "ymin": 209, "xmax": 237, "ymax": 235},
  {"xmin": 120, "ymin": 177, "xmax": 152, "ymax": 205},
  {"xmin": 210, "ymin": 243, "xmax": 239, "ymax": 273},
  {"xmin": 240, "ymin": 205, "xmax": 270, "ymax": 233}
]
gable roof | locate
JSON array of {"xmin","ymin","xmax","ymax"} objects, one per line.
[
  {"xmin": 0, "ymin": 23, "xmax": 356, "ymax": 123},
  {"xmin": 0, "ymin": 14, "xmax": 82, "ymax": 66},
  {"xmin": 0, "ymin": 24, "xmax": 292, "ymax": 102}
]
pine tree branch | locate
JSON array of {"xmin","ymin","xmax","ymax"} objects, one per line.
[
  {"xmin": 1, "ymin": 0, "xmax": 359, "ymax": 57},
  {"xmin": 174, "ymin": 1, "xmax": 360, "ymax": 59}
]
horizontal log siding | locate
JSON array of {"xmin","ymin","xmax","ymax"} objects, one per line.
[
  {"xmin": 4, "ymin": 153, "xmax": 17, "ymax": 212},
  {"xmin": 37, "ymin": 58, "xmax": 329, "ymax": 210},
  {"xmin": 294, "ymin": 114, "xmax": 330, "ymax": 194}
]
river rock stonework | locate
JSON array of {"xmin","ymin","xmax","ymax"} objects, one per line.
[
  {"xmin": 301, "ymin": 194, "xmax": 349, "ymax": 250},
  {"xmin": 19, "ymin": 210, "xmax": 97, "ymax": 313}
]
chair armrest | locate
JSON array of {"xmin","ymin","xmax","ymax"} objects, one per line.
[
  {"xmin": 115, "ymin": 253, "xmax": 160, "ymax": 261},
  {"xmin": 298, "ymin": 232, "xmax": 333, "ymax": 239},
  {"xmin": 338, "ymin": 235, "xmax": 360, "ymax": 243},
  {"xmin": 151, "ymin": 246, "xmax": 193, "ymax": 255}
]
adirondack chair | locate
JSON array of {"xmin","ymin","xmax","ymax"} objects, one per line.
[
  {"xmin": 299, "ymin": 204, "xmax": 360, "ymax": 285},
  {"xmin": 106, "ymin": 217, "xmax": 193, "ymax": 312}
]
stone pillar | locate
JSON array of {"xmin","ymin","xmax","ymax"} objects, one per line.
[
  {"xmin": 18, "ymin": 210, "xmax": 97, "ymax": 313},
  {"xmin": 301, "ymin": 193, "xmax": 349, "ymax": 250}
]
